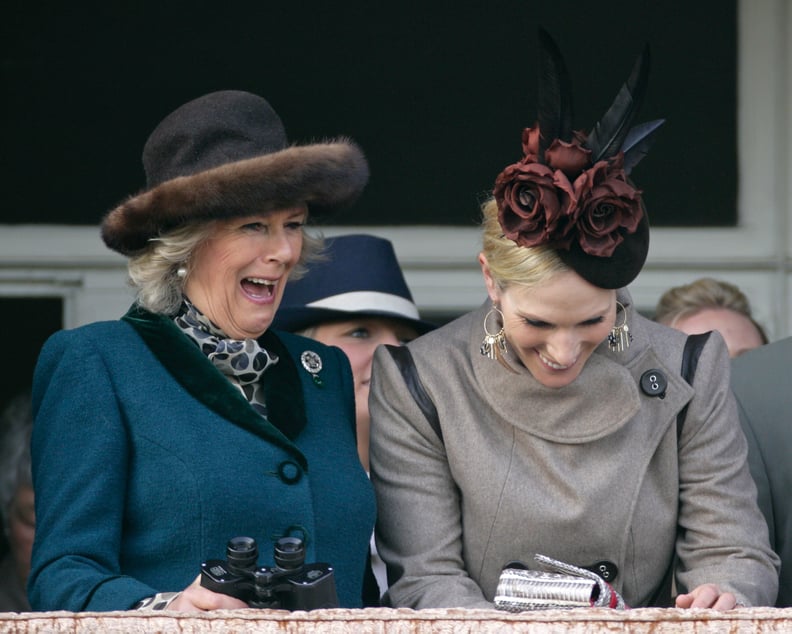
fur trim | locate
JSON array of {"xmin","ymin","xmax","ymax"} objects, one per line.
[{"xmin": 101, "ymin": 140, "xmax": 368, "ymax": 255}]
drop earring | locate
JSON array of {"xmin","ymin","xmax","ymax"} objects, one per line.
[
  {"xmin": 608, "ymin": 301, "xmax": 632, "ymax": 353},
  {"xmin": 481, "ymin": 306, "xmax": 507, "ymax": 360},
  {"xmin": 176, "ymin": 266, "xmax": 187, "ymax": 279}
]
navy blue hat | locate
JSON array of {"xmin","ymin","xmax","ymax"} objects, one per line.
[{"xmin": 273, "ymin": 234, "xmax": 436, "ymax": 334}]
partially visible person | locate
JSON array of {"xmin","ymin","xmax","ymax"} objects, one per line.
[
  {"xmin": 731, "ymin": 336, "xmax": 792, "ymax": 607},
  {"xmin": 273, "ymin": 233, "xmax": 435, "ymax": 472},
  {"xmin": 369, "ymin": 31, "xmax": 779, "ymax": 611},
  {"xmin": 654, "ymin": 277, "xmax": 768, "ymax": 357},
  {"xmin": 272, "ymin": 233, "xmax": 435, "ymax": 599},
  {"xmin": 28, "ymin": 90, "xmax": 375, "ymax": 612},
  {"xmin": 0, "ymin": 393, "xmax": 33, "ymax": 612}
]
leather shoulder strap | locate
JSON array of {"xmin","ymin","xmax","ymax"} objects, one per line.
[
  {"xmin": 385, "ymin": 345, "xmax": 442, "ymax": 443},
  {"xmin": 650, "ymin": 329, "xmax": 714, "ymax": 606},
  {"xmin": 677, "ymin": 331, "xmax": 712, "ymax": 440}
]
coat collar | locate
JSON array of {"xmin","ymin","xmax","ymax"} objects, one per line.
[
  {"xmin": 470, "ymin": 290, "xmax": 693, "ymax": 443},
  {"xmin": 122, "ymin": 304, "xmax": 308, "ymax": 468}
]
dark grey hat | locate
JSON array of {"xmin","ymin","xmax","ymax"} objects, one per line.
[{"xmin": 101, "ymin": 90, "xmax": 369, "ymax": 255}]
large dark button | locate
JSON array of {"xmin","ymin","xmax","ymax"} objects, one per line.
[
  {"xmin": 277, "ymin": 460, "xmax": 303, "ymax": 484},
  {"xmin": 582, "ymin": 560, "xmax": 619, "ymax": 582},
  {"xmin": 640, "ymin": 369, "xmax": 667, "ymax": 398}
]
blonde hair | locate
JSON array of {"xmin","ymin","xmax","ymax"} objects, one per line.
[
  {"xmin": 654, "ymin": 277, "xmax": 768, "ymax": 343},
  {"xmin": 127, "ymin": 220, "xmax": 324, "ymax": 315},
  {"xmin": 480, "ymin": 198, "xmax": 570, "ymax": 291}
]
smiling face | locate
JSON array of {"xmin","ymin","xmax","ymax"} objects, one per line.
[
  {"xmin": 309, "ymin": 316, "xmax": 419, "ymax": 470},
  {"xmin": 480, "ymin": 254, "xmax": 616, "ymax": 388},
  {"xmin": 184, "ymin": 207, "xmax": 307, "ymax": 339}
]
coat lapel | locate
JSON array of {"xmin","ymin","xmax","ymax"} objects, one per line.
[{"xmin": 122, "ymin": 304, "xmax": 308, "ymax": 468}]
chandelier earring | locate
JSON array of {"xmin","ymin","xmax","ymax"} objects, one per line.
[
  {"xmin": 481, "ymin": 305, "xmax": 508, "ymax": 360},
  {"xmin": 608, "ymin": 301, "xmax": 632, "ymax": 353}
]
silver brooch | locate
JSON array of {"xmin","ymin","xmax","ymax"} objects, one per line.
[{"xmin": 300, "ymin": 350, "xmax": 323, "ymax": 387}]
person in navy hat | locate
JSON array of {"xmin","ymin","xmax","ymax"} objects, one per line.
[
  {"xmin": 273, "ymin": 234, "xmax": 435, "ymax": 601},
  {"xmin": 274, "ymin": 233, "xmax": 435, "ymax": 474},
  {"xmin": 28, "ymin": 91, "xmax": 375, "ymax": 612}
]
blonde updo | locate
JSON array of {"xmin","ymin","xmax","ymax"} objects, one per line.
[{"xmin": 480, "ymin": 198, "xmax": 571, "ymax": 292}]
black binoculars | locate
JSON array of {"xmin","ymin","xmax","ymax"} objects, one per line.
[{"xmin": 200, "ymin": 535, "xmax": 338, "ymax": 610}]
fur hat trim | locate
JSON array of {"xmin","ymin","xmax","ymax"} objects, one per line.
[{"xmin": 101, "ymin": 139, "xmax": 368, "ymax": 255}]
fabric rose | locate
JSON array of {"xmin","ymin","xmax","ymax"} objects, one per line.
[
  {"xmin": 494, "ymin": 125, "xmax": 642, "ymax": 255},
  {"xmin": 570, "ymin": 155, "xmax": 643, "ymax": 257},
  {"xmin": 495, "ymin": 126, "xmax": 591, "ymax": 250},
  {"xmin": 545, "ymin": 132, "xmax": 591, "ymax": 179},
  {"xmin": 520, "ymin": 126, "xmax": 541, "ymax": 161},
  {"xmin": 494, "ymin": 159, "xmax": 577, "ymax": 250}
]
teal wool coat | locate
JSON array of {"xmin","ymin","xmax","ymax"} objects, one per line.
[{"xmin": 28, "ymin": 305, "xmax": 375, "ymax": 611}]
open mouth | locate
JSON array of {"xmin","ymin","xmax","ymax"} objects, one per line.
[
  {"xmin": 538, "ymin": 351, "xmax": 575, "ymax": 371},
  {"xmin": 241, "ymin": 277, "xmax": 276, "ymax": 298}
]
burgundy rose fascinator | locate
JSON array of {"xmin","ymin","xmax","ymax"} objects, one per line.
[{"xmin": 494, "ymin": 29, "xmax": 664, "ymax": 289}]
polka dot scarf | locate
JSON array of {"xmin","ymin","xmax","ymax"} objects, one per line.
[{"xmin": 173, "ymin": 298, "xmax": 278, "ymax": 417}]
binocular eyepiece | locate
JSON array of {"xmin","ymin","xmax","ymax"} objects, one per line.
[{"xmin": 200, "ymin": 535, "xmax": 338, "ymax": 610}]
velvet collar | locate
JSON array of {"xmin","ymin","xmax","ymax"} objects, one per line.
[{"xmin": 122, "ymin": 304, "xmax": 308, "ymax": 469}]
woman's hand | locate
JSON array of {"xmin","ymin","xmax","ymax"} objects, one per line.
[
  {"xmin": 675, "ymin": 584, "xmax": 741, "ymax": 610},
  {"xmin": 168, "ymin": 575, "xmax": 249, "ymax": 612}
]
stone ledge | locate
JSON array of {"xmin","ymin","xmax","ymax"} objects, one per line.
[{"xmin": 2, "ymin": 607, "xmax": 792, "ymax": 633}]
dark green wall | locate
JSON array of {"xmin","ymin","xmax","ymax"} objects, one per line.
[{"xmin": 1, "ymin": 1, "xmax": 736, "ymax": 228}]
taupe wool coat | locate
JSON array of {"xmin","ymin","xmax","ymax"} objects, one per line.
[{"xmin": 369, "ymin": 291, "xmax": 779, "ymax": 609}]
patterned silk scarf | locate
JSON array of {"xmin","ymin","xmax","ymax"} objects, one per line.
[{"xmin": 173, "ymin": 298, "xmax": 278, "ymax": 417}]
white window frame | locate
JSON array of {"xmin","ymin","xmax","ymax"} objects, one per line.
[{"xmin": 1, "ymin": 0, "xmax": 790, "ymax": 337}]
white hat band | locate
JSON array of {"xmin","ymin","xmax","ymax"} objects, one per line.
[{"xmin": 307, "ymin": 291, "xmax": 420, "ymax": 320}]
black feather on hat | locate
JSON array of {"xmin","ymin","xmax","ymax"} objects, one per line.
[
  {"xmin": 101, "ymin": 90, "xmax": 369, "ymax": 256},
  {"xmin": 493, "ymin": 29, "xmax": 664, "ymax": 289}
]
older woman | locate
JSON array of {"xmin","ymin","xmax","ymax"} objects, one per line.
[
  {"xmin": 28, "ymin": 91, "xmax": 375, "ymax": 612},
  {"xmin": 368, "ymin": 32, "xmax": 779, "ymax": 611}
]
